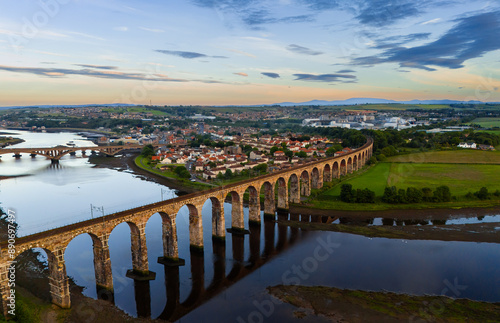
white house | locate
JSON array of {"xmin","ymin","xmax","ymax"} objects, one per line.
[{"xmin": 458, "ymin": 142, "xmax": 477, "ymax": 149}]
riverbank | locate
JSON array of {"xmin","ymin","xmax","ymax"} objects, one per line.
[
  {"xmin": 268, "ymin": 285, "xmax": 500, "ymax": 323},
  {"xmin": 0, "ymin": 136, "xmax": 24, "ymax": 148}
]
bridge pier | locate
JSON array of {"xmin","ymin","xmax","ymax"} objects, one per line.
[
  {"xmin": 229, "ymin": 192, "xmax": 246, "ymax": 233},
  {"xmin": 211, "ymin": 198, "xmax": 225, "ymax": 241},
  {"xmin": 133, "ymin": 279, "xmax": 152, "ymax": 318},
  {"xmin": 48, "ymin": 249, "xmax": 71, "ymax": 309},
  {"xmin": 158, "ymin": 214, "xmax": 185, "ymax": 266},
  {"xmin": 30, "ymin": 153, "xmax": 37, "ymax": 158},
  {"xmin": 13, "ymin": 154, "xmax": 21, "ymax": 159},
  {"xmin": 189, "ymin": 205, "xmax": 204, "ymax": 253},
  {"xmin": 51, "ymin": 159, "xmax": 59, "ymax": 165},
  {"xmin": 277, "ymin": 178, "xmax": 289, "ymax": 212},
  {"xmin": 93, "ymin": 236, "xmax": 114, "ymax": 302},
  {"xmin": 300, "ymin": 174, "xmax": 311, "ymax": 197},
  {"xmin": 289, "ymin": 175, "xmax": 300, "ymax": 204},
  {"xmin": 127, "ymin": 223, "xmax": 156, "ymax": 280},
  {"xmin": 69, "ymin": 151, "xmax": 76, "ymax": 156},
  {"xmin": 248, "ymin": 187, "xmax": 261, "ymax": 224},
  {"xmin": 263, "ymin": 183, "xmax": 276, "ymax": 218}
]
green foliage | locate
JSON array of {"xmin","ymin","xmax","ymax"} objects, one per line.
[
  {"xmin": 141, "ymin": 144, "xmax": 155, "ymax": 157},
  {"xmin": 253, "ymin": 163, "xmax": 268, "ymax": 173},
  {"xmin": 355, "ymin": 188, "xmax": 375, "ymax": 203},
  {"xmin": 340, "ymin": 184, "xmax": 355, "ymax": 202},
  {"xmin": 296, "ymin": 151, "xmax": 307, "ymax": 158},
  {"xmin": 224, "ymin": 168, "xmax": 233, "ymax": 179},
  {"xmin": 368, "ymin": 156, "xmax": 377, "ymax": 165},
  {"xmin": 433, "ymin": 185, "xmax": 451, "ymax": 202},
  {"xmin": 174, "ymin": 166, "xmax": 191, "ymax": 179}
]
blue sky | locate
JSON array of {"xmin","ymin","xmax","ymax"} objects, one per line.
[{"xmin": 0, "ymin": 0, "xmax": 499, "ymax": 106}]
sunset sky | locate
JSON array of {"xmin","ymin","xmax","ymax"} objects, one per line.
[{"xmin": 1, "ymin": 0, "xmax": 500, "ymax": 106}]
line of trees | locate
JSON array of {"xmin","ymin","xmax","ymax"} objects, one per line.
[
  {"xmin": 466, "ymin": 187, "xmax": 500, "ymax": 200},
  {"xmin": 382, "ymin": 185, "xmax": 451, "ymax": 203},
  {"xmin": 340, "ymin": 184, "xmax": 376, "ymax": 203}
]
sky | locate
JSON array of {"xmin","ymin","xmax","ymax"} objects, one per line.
[{"xmin": 1, "ymin": 0, "xmax": 500, "ymax": 106}]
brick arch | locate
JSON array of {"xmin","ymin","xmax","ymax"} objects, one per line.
[
  {"xmin": 353, "ymin": 155, "xmax": 358, "ymax": 171},
  {"xmin": 183, "ymin": 204, "xmax": 203, "ymax": 251},
  {"xmin": 340, "ymin": 159, "xmax": 347, "ymax": 176}
]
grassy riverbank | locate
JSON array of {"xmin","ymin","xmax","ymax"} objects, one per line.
[
  {"xmin": 269, "ymin": 285, "xmax": 500, "ymax": 322},
  {"xmin": 134, "ymin": 155, "xmax": 213, "ymax": 191}
]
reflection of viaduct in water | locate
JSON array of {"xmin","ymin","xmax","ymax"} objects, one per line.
[
  {"xmin": 0, "ymin": 144, "xmax": 154, "ymax": 163},
  {"xmin": 0, "ymin": 139, "xmax": 373, "ymax": 317},
  {"xmin": 154, "ymin": 216, "xmax": 304, "ymax": 321}
]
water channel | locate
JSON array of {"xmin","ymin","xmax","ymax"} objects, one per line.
[{"xmin": 1, "ymin": 130, "xmax": 499, "ymax": 322}]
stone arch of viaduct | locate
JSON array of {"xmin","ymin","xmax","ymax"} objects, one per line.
[{"xmin": 0, "ymin": 138, "xmax": 373, "ymax": 315}]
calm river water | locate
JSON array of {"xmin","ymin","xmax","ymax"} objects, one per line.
[{"xmin": 1, "ymin": 130, "xmax": 499, "ymax": 322}]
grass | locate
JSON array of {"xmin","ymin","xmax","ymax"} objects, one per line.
[
  {"xmin": 387, "ymin": 163, "xmax": 500, "ymax": 195},
  {"xmin": 471, "ymin": 117, "xmax": 500, "ymax": 128},
  {"xmin": 324, "ymin": 163, "xmax": 391, "ymax": 196},
  {"xmin": 387, "ymin": 150, "xmax": 500, "ymax": 164},
  {"xmin": 134, "ymin": 155, "xmax": 213, "ymax": 190}
]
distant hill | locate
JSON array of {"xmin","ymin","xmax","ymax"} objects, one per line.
[
  {"xmin": 0, "ymin": 103, "xmax": 136, "ymax": 110},
  {"xmin": 272, "ymin": 98, "xmax": 488, "ymax": 106}
]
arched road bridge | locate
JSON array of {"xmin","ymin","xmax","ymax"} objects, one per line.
[{"xmin": 0, "ymin": 144, "xmax": 158, "ymax": 163}]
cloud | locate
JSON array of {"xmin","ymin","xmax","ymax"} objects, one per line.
[
  {"xmin": 336, "ymin": 69, "xmax": 356, "ymax": 73},
  {"xmin": 355, "ymin": 0, "xmax": 422, "ymax": 27},
  {"xmin": 351, "ymin": 11, "xmax": 500, "ymax": 71},
  {"xmin": 261, "ymin": 72, "xmax": 280, "ymax": 78},
  {"xmin": 227, "ymin": 48, "xmax": 257, "ymax": 58},
  {"xmin": 113, "ymin": 26, "xmax": 128, "ymax": 32},
  {"xmin": 242, "ymin": 9, "xmax": 313, "ymax": 28},
  {"xmin": 67, "ymin": 31, "xmax": 105, "ymax": 41},
  {"xmin": 421, "ymin": 17, "xmax": 442, "ymax": 25},
  {"xmin": 155, "ymin": 50, "xmax": 228, "ymax": 59},
  {"xmin": 293, "ymin": 73, "xmax": 357, "ymax": 82},
  {"xmin": 286, "ymin": 44, "xmax": 323, "ymax": 55},
  {"xmin": 0, "ymin": 65, "xmax": 228, "ymax": 83},
  {"xmin": 73, "ymin": 64, "xmax": 118, "ymax": 70},
  {"xmin": 234, "ymin": 72, "xmax": 248, "ymax": 76},
  {"xmin": 139, "ymin": 27, "xmax": 165, "ymax": 33},
  {"xmin": 373, "ymin": 33, "xmax": 430, "ymax": 49},
  {"xmin": 302, "ymin": 0, "xmax": 453, "ymax": 27}
]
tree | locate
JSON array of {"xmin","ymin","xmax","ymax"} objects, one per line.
[
  {"xmin": 174, "ymin": 166, "xmax": 191, "ymax": 179},
  {"xmin": 356, "ymin": 188, "xmax": 375, "ymax": 203},
  {"xmin": 296, "ymin": 151, "xmax": 307, "ymax": 158},
  {"xmin": 224, "ymin": 169, "xmax": 233, "ymax": 179},
  {"xmin": 141, "ymin": 144, "xmax": 155, "ymax": 157},
  {"xmin": 475, "ymin": 187, "xmax": 489, "ymax": 200},
  {"xmin": 382, "ymin": 186, "xmax": 398, "ymax": 203},
  {"xmin": 254, "ymin": 163, "xmax": 268, "ymax": 173},
  {"xmin": 406, "ymin": 187, "xmax": 423, "ymax": 203},
  {"xmin": 433, "ymin": 185, "xmax": 451, "ymax": 202},
  {"xmin": 340, "ymin": 184, "xmax": 356, "ymax": 203},
  {"xmin": 422, "ymin": 187, "xmax": 433, "ymax": 201}
]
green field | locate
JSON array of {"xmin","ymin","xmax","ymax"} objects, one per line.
[
  {"xmin": 324, "ymin": 163, "xmax": 391, "ymax": 197},
  {"xmin": 387, "ymin": 163, "xmax": 500, "ymax": 195},
  {"xmin": 387, "ymin": 150, "xmax": 500, "ymax": 164},
  {"xmin": 102, "ymin": 107, "xmax": 168, "ymax": 116},
  {"xmin": 471, "ymin": 117, "xmax": 500, "ymax": 128}
]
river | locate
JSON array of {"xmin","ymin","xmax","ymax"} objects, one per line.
[{"xmin": 1, "ymin": 130, "xmax": 499, "ymax": 322}]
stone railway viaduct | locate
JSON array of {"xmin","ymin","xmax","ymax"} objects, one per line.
[
  {"xmin": 0, "ymin": 138, "xmax": 372, "ymax": 316},
  {"xmin": 0, "ymin": 144, "xmax": 154, "ymax": 163}
]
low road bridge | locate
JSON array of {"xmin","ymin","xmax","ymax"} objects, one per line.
[
  {"xmin": 0, "ymin": 144, "xmax": 157, "ymax": 163},
  {"xmin": 0, "ymin": 139, "xmax": 373, "ymax": 316}
]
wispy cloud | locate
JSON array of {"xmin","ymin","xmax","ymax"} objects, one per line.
[
  {"xmin": 421, "ymin": 17, "xmax": 442, "ymax": 25},
  {"xmin": 286, "ymin": 44, "xmax": 323, "ymax": 55},
  {"xmin": 351, "ymin": 11, "xmax": 500, "ymax": 71},
  {"xmin": 372, "ymin": 32, "xmax": 431, "ymax": 49},
  {"xmin": 261, "ymin": 72, "xmax": 280, "ymax": 78},
  {"xmin": 0, "ymin": 65, "xmax": 217, "ymax": 83},
  {"xmin": 336, "ymin": 69, "xmax": 356, "ymax": 73},
  {"xmin": 293, "ymin": 73, "xmax": 357, "ymax": 82},
  {"xmin": 73, "ymin": 64, "xmax": 118, "ymax": 70},
  {"xmin": 67, "ymin": 31, "xmax": 105, "ymax": 41},
  {"xmin": 113, "ymin": 26, "xmax": 128, "ymax": 32},
  {"xmin": 227, "ymin": 48, "xmax": 257, "ymax": 58},
  {"xmin": 139, "ymin": 27, "xmax": 165, "ymax": 33},
  {"xmin": 234, "ymin": 72, "xmax": 248, "ymax": 76},
  {"xmin": 155, "ymin": 49, "xmax": 228, "ymax": 59}
]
